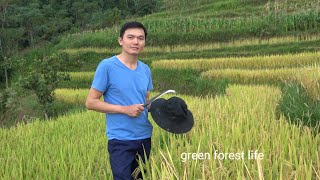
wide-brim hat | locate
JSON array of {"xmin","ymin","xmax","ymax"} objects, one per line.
[{"xmin": 150, "ymin": 96, "xmax": 194, "ymax": 134}]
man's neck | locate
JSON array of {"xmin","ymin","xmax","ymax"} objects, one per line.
[{"xmin": 117, "ymin": 52, "xmax": 139, "ymax": 69}]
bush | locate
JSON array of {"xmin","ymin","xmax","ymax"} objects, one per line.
[
  {"xmin": 0, "ymin": 87, "xmax": 22, "ymax": 127},
  {"xmin": 277, "ymin": 83, "xmax": 320, "ymax": 128},
  {"xmin": 152, "ymin": 68, "xmax": 229, "ymax": 96}
]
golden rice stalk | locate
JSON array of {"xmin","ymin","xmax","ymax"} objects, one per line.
[{"xmin": 152, "ymin": 52, "xmax": 320, "ymax": 70}]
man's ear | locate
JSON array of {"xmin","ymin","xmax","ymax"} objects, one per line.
[{"xmin": 118, "ymin": 37, "xmax": 123, "ymax": 46}]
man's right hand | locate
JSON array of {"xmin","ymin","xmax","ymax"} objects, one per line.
[{"xmin": 124, "ymin": 104, "xmax": 145, "ymax": 117}]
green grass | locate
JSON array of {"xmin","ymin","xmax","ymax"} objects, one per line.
[
  {"xmin": 154, "ymin": 0, "xmax": 319, "ymax": 18},
  {"xmin": 153, "ymin": 0, "xmax": 319, "ymax": 19},
  {"xmin": 277, "ymin": 83, "xmax": 320, "ymax": 128},
  {"xmin": 149, "ymin": 0, "xmax": 265, "ymax": 19},
  {"xmin": 52, "ymin": 11, "xmax": 320, "ymax": 49},
  {"xmin": 151, "ymin": 69, "xmax": 229, "ymax": 96}
]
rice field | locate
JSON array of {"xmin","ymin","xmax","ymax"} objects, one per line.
[
  {"xmin": 67, "ymin": 72, "xmax": 94, "ymax": 84},
  {"xmin": 2, "ymin": 54, "xmax": 320, "ymax": 179},
  {"xmin": 152, "ymin": 52, "xmax": 320, "ymax": 70},
  {"xmin": 55, "ymin": 6, "xmax": 320, "ymax": 49},
  {"xmin": 60, "ymin": 34, "xmax": 320, "ymax": 55},
  {"xmin": 55, "ymin": 88, "xmax": 93, "ymax": 105},
  {"xmin": 63, "ymin": 52, "xmax": 320, "ymax": 101},
  {"xmin": 3, "ymin": 0, "xmax": 319, "ymax": 179},
  {"xmin": 201, "ymin": 67, "xmax": 320, "ymax": 100},
  {"xmin": 1, "ymin": 85, "xmax": 319, "ymax": 179}
]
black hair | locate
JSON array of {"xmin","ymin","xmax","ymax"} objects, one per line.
[{"xmin": 119, "ymin": 21, "xmax": 148, "ymax": 39}]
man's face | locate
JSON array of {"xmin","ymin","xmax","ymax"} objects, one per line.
[{"xmin": 118, "ymin": 28, "xmax": 146, "ymax": 56}]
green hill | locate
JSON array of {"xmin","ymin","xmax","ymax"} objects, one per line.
[
  {"xmin": 44, "ymin": 0, "xmax": 320, "ymax": 68},
  {"xmin": 148, "ymin": 0, "xmax": 318, "ymax": 18},
  {"xmin": 53, "ymin": 0, "xmax": 319, "ymax": 49}
]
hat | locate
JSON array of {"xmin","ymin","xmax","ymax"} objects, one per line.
[{"xmin": 150, "ymin": 97, "xmax": 194, "ymax": 134}]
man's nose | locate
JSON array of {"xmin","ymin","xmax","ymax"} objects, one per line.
[{"xmin": 133, "ymin": 38, "xmax": 139, "ymax": 44}]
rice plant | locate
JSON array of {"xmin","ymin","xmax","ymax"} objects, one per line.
[
  {"xmin": 1, "ymin": 86, "xmax": 319, "ymax": 179},
  {"xmin": 201, "ymin": 67, "xmax": 320, "ymax": 100},
  {"xmin": 152, "ymin": 52, "xmax": 320, "ymax": 70},
  {"xmin": 60, "ymin": 34, "xmax": 320, "ymax": 55}
]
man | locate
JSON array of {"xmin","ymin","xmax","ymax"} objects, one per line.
[{"xmin": 85, "ymin": 21, "xmax": 153, "ymax": 180}]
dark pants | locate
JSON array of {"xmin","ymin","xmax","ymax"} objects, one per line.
[{"xmin": 108, "ymin": 138, "xmax": 151, "ymax": 180}]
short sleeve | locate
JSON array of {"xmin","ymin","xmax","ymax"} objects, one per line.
[{"xmin": 91, "ymin": 61, "xmax": 109, "ymax": 93}]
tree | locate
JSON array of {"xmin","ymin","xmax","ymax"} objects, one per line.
[
  {"xmin": 0, "ymin": 56, "xmax": 12, "ymax": 88},
  {"xmin": 103, "ymin": 0, "xmax": 117, "ymax": 9},
  {"xmin": 0, "ymin": 1, "xmax": 22, "ymax": 88},
  {"xmin": 136, "ymin": 0, "xmax": 160, "ymax": 16},
  {"xmin": 16, "ymin": 3, "xmax": 45, "ymax": 46},
  {"xmin": 87, "ymin": 7, "xmax": 120, "ymax": 29},
  {"xmin": 0, "ymin": 0, "xmax": 9, "ymax": 29},
  {"xmin": 0, "ymin": 0, "xmax": 10, "ymax": 88},
  {"xmin": 0, "ymin": 28, "xmax": 21, "ymax": 88},
  {"xmin": 20, "ymin": 53, "xmax": 76, "ymax": 119}
]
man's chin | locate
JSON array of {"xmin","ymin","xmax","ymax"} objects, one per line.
[{"xmin": 129, "ymin": 52, "xmax": 140, "ymax": 56}]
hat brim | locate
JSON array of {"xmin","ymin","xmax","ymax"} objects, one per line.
[{"xmin": 150, "ymin": 98, "xmax": 194, "ymax": 134}]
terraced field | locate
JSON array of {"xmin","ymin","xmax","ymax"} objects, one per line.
[
  {"xmin": 1, "ymin": 0, "xmax": 320, "ymax": 179},
  {"xmin": 2, "ymin": 85, "xmax": 319, "ymax": 179},
  {"xmin": 5, "ymin": 45, "xmax": 318, "ymax": 178}
]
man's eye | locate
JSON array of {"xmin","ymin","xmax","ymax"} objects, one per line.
[
  {"xmin": 139, "ymin": 37, "xmax": 145, "ymax": 40},
  {"xmin": 128, "ymin": 36, "xmax": 133, "ymax": 39}
]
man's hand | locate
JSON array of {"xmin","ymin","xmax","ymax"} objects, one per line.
[{"xmin": 124, "ymin": 104, "xmax": 144, "ymax": 117}]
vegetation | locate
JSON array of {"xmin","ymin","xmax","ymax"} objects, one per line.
[
  {"xmin": 19, "ymin": 53, "xmax": 78, "ymax": 119},
  {"xmin": 62, "ymin": 34, "xmax": 320, "ymax": 54},
  {"xmin": 1, "ymin": 86, "xmax": 319, "ymax": 179},
  {"xmin": 277, "ymin": 83, "xmax": 320, "ymax": 128},
  {"xmin": 57, "ymin": 36, "xmax": 320, "ymax": 70},
  {"xmin": 0, "ymin": 0, "xmax": 163, "ymax": 89},
  {"xmin": 1, "ymin": 0, "xmax": 320, "ymax": 179},
  {"xmin": 152, "ymin": 52, "xmax": 320, "ymax": 70},
  {"xmin": 202, "ymin": 67, "xmax": 320, "ymax": 101},
  {"xmin": 54, "ymin": 11, "xmax": 320, "ymax": 48}
]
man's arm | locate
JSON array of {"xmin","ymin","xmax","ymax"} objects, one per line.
[{"xmin": 85, "ymin": 88, "xmax": 144, "ymax": 117}]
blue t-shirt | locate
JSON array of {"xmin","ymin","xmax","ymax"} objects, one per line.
[{"xmin": 91, "ymin": 56, "xmax": 153, "ymax": 140}]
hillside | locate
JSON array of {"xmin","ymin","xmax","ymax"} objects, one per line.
[
  {"xmin": 148, "ymin": 0, "xmax": 318, "ymax": 18},
  {"xmin": 1, "ymin": 1, "xmax": 320, "ymax": 179},
  {"xmin": 44, "ymin": 0, "xmax": 320, "ymax": 70}
]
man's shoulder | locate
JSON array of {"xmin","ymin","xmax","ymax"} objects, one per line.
[
  {"xmin": 100, "ymin": 56, "xmax": 117, "ymax": 65},
  {"xmin": 138, "ymin": 60, "xmax": 151, "ymax": 70},
  {"xmin": 98, "ymin": 56, "xmax": 118, "ymax": 69}
]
